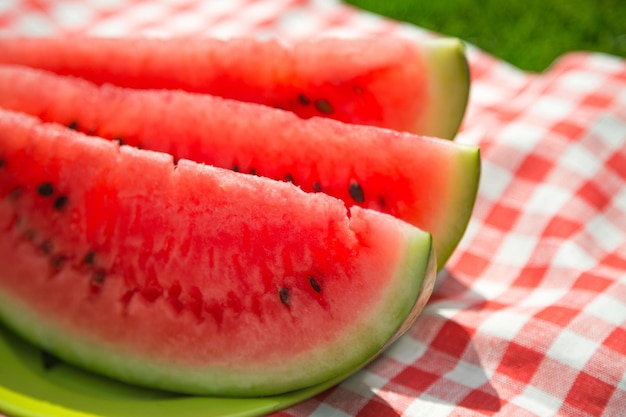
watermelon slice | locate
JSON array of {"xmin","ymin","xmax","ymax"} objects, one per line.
[
  {"xmin": 0, "ymin": 109, "xmax": 437, "ymax": 396},
  {"xmin": 0, "ymin": 36, "xmax": 470, "ymax": 138},
  {"xmin": 0, "ymin": 64, "xmax": 480, "ymax": 271}
]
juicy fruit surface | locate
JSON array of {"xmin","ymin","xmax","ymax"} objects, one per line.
[
  {"xmin": 0, "ymin": 109, "xmax": 436, "ymax": 396},
  {"xmin": 0, "ymin": 64, "xmax": 480, "ymax": 270},
  {"xmin": 0, "ymin": 36, "xmax": 469, "ymax": 137}
]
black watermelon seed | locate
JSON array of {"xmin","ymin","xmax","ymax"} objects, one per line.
[
  {"xmin": 93, "ymin": 270, "xmax": 106, "ymax": 284},
  {"xmin": 37, "ymin": 182, "xmax": 54, "ymax": 197},
  {"xmin": 113, "ymin": 137, "xmax": 125, "ymax": 145},
  {"xmin": 51, "ymin": 254, "xmax": 68, "ymax": 269},
  {"xmin": 41, "ymin": 350, "xmax": 62, "ymax": 370},
  {"xmin": 308, "ymin": 276, "xmax": 321, "ymax": 293},
  {"xmin": 312, "ymin": 181, "xmax": 322, "ymax": 193},
  {"xmin": 53, "ymin": 195, "xmax": 68, "ymax": 211},
  {"xmin": 67, "ymin": 120, "xmax": 79, "ymax": 131},
  {"xmin": 249, "ymin": 168, "xmax": 257, "ymax": 176},
  {"xmin": 40, "ymin": 239, "xmax": 53, "ymax": 254},
  {"xmin": 349, "ymin": 181, "xmax": 365, "ymax": 204},
  {"xmin": 278, "ymin": 287, "xmax": 290, "ymax": 307},
  {"xmin": 297, "ymin": 94, "xmax": 311, "ymax": 105},
  {"xmin": 314, "ymin": 99, "xmax": 333, "ymax": 115},
  {"xmin": 285, "ymin": 173, "xmax": 295, "ymax": 184},
  {"xmin": 232, "ymin": 164, "xmax": 240, "ymax": 173},
  {"xmin": 0, "ymin": 159, "xmax": 5, "ymax": 168},
  {"xmin": 83, "ymin": 250, "xmax": 95, "ymax": 265}
]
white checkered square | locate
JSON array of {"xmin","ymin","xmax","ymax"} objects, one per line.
[
  {"xmin": 497, "ymin": 121, "xmax": 550, "ymax": 152},
  {"xmin": 555, "ymin": 70, "xmax": 606, "ymax": 95},
  {"xmin": 342, "ymin": 369, "xmax": 387, "ymax": 397},
  {"xmin": 479, "ymin": 159, "xmax": 514, "ymax": 201},
  {"xmin": 49, "ymin": 2, "xmax": 97, "ymax": 30},
  {"xmin": 519, "ymin": 287, "xmax": 569, "ymax": 308},
  {"xmin": 525, "ymin": 183, "xmax": 572, "ymax": 215},
  {"xmin": 444, "ymin": 360, "xmax": 490, "ymax": 389},
  {"xmin": 586, "ymin": 215, "xmax": 625, "ymax": 253},
  {"xmin": 561, "ymin": 142, "xmax": 603, "ymax": 178},
  {"xmin": 546, "ymin": 329, "xmax": 600, "ymax": 369},
  {"xmin": 527, "ymin": 95, "xmax": 577, "ymax": 121},
  {"xmin": 469, "ymin": 274, "xmax": 510, "ymax": 299},
  {"xmin": 9, "ymin": 12, "xmax": 57, "ymax": 36},
  {"xmin": 552, "ymin": 240, "xmax": 597, "ymax": 269},
  {"xmin": 403, "ymin": 394, "xmax": 456, "ymax": 417},
  {"xmin": 277, "ymin": 7, "xmax": 328, "ymax": 38},
  {"xmin": 585, "ymin": 294, "xmax": 626, "ymax": 326},
  {"xmin": 84, "ymin": 0, "xmax": 127, "ymax": 12},
  {"xmin": 309, "ymin": 404, "xmax": 352, "ymax": 417},
  {"xmin": 494, "ymin": 234, "xmax": 538, "ymax": 267},
  {"xmin": 591, "ymin": 113, "xmax": 626, "ymax": 150},
  {"xmin": 616, "ymin": 186, "xmax": 626, "ymax": 213},
  {"xmin": 478, "ymin": 310, "xmax": 529, "ymax": 340},
  {"xmin": 512, "ymin": 385, "xmax": 564, "ymax": 417},
  {"xmin": 0, "ymin": 0, "xmax": 17, "ymax": 14},
  {"xmin": 122, "ymin": 2, "xmax": 172, "ymax": 27},
  {"xmin": 384, "ymin": 334, "xmax": 429, "ymax": 365},
  {"xmin": 153, "ymin": 12, "xmax": 213, "ymax": 36}
]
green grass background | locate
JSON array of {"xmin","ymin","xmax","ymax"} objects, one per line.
[{"xmin": 345, "ymin": 0, "xmax": 626, "ymax": 72}]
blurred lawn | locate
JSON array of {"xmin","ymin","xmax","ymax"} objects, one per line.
[{"xmin": 345, "ymin": 0, "xmax": 626, "ymax": 72}]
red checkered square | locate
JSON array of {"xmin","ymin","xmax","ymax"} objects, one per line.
[
  {"xmin": 603, "ymin": 327, "xmax": 626, "ymax": 354},
  {"xmin": 581, "ymin": 91, "xmax": 615, "ymax": 109},
  {"xmin": 602, "ymin": 252, "xmax": 626, "ymax": 270},
  {"xmin": 516, "ymin": 153, "xmax": 554, "ymax": 182},
  {"xmin": 496, "ymin": 341, "xmax": 546, "ymax": 384},
  {"xmin": 542, "ymin": 216, "xmax": 582, "ymax": 238},
  {"xmin": 457, "ymin": 389, "xmax": 503, "ymax": 414},
  {"xmin": 578, "ymin": 179, "xmax": 612, "ymax": 211},
  {"xmin": 430, "ymin": 321, "xmax": 474, "ymax": 359},
  {"xmin": 572, "ymin": 271, "xmax": 614, "ymax": 293},
  {"xmin": 607, "ymin": 151, "xmax": 626, "ymax": 180},
  {"xmin": 534, "ymin": 305, "xmax": 580, "ymax": 327},
  {"xmin": 563, "ymin": 372, "xmax": 616, "ymax": 416},
  {"xmin": 552, "ymin": 119, "xmax": 587, "ymax": 141},
  {"xmin": 513, "ymin": 266, "xmax": 548, "ymax": 287},
  {"xmin": 355, "ymin": 399, "xmax": 403, "ymax": 417},
  {"xmin": 581, "ymin": 344, "xmax": 626, "ymax": 390},
  {"xmin": 391, "ymin": 366, "xmax": 440, "ymax": 394},
  {"xmin": 483, "ymin": 203, "xmax": 522, "ymax": 231},
  {"xmin": 453, "ymin": 251, "xmax": 490, "ymax": 278}
]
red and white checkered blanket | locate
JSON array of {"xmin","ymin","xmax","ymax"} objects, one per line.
[{"xmin": 2, "ymin": 1, "xmax": 626, "ymax": 416}]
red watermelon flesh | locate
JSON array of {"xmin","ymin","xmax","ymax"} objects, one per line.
[
  {"xmin": 0, "ymin": 36, "xmax": 469, "ymax": 139},
  {"xmin": 0, "ymin": 108, "xmax": 436, "ymax": 396},
  {"xmin": 0, "ymin": 64, "xmax": 480, "ymax": 271}
]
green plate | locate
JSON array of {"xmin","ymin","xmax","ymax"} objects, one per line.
[{"xmin": 0, "ymin": 324, "xmax": 344, "ymax": 417}]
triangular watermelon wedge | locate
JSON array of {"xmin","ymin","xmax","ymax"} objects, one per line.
[
  {"xmin": 0, "ymin": 109, "xmax": 436, "ymax": 396},
  {"xmin": 0, "ymin": 64, "xmax": 479, "ymax": 271},
  {"xmin": 0, "ymin": 36, "xmax": 469, "ymax": 138}
]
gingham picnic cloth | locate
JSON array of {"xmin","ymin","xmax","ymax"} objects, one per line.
[{"xmin": 1, "ymin": 1, "xmax": 626, "ymax": 416}]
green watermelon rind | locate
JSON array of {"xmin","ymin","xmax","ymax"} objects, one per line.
[
  {"xmin": 0, "ymin": 209, "xmax": 436, "ymax": 398},
  {"xmin": 433, "ymin": 143, "xmax": 481, "ymax": 270},
  {"xmin": 418, "ymin": 37, "xmax": 471, "ymax": 140}
]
